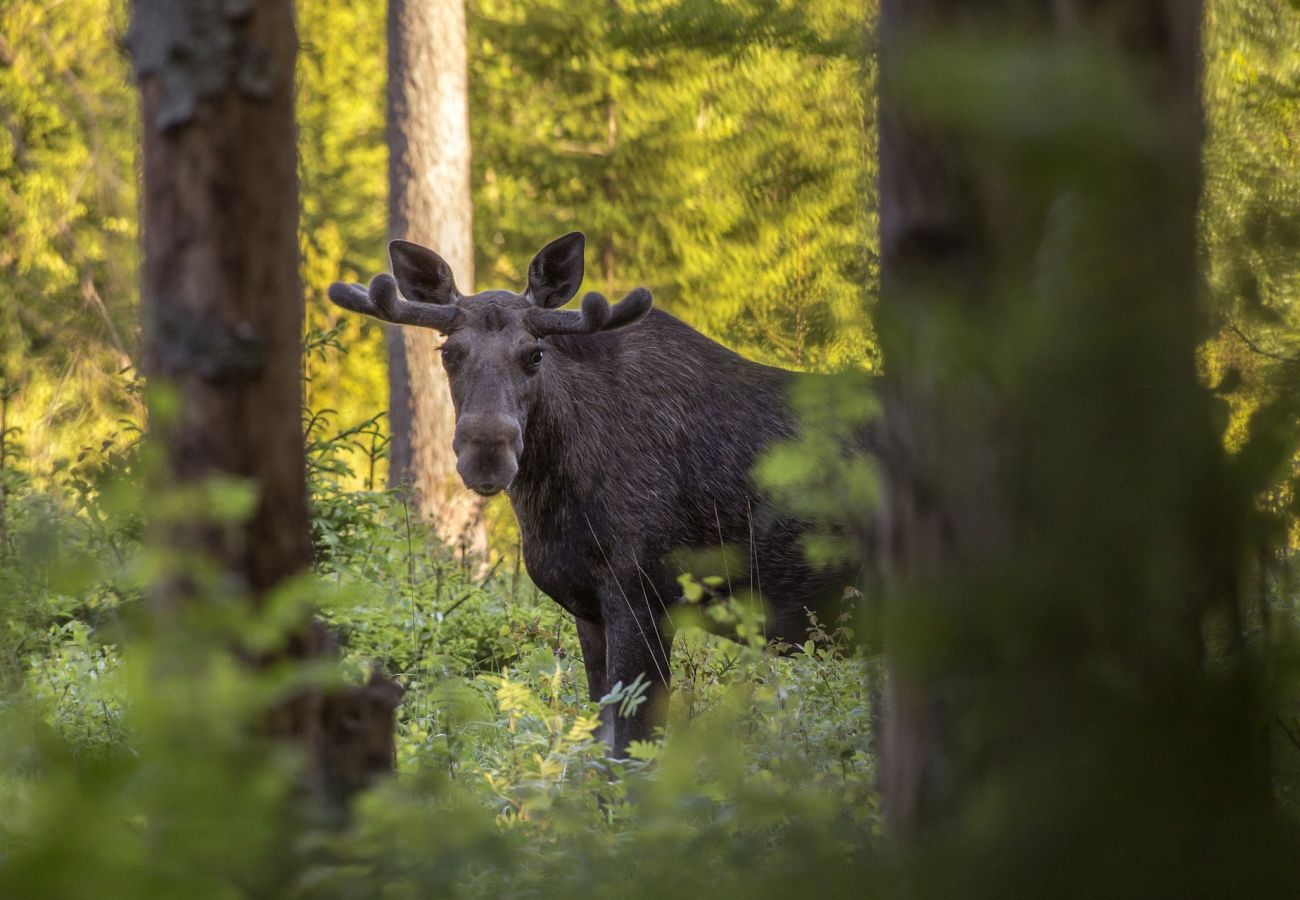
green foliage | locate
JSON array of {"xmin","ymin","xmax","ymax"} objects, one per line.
[
  {"xmin": 1199, "ymin": 3, "xmax": 1300, "ymax": 814},
  {"xmin": 1204, "ymin": 0, "xmax": 1300, "ymax": 367},
  {"xmin": 470, "ymin": 0, "xmax": 878, "ymax": 371},
  {"xmin": 1201, "ymin": 0, "xmax": 1300, "ymax": 541},
  {"xmin": 0, "ymin": 0, "xmax": 139, "ymax": 478},
  {"xmin": 297, "ymin": 0, "xmax": 392, "ymax": 489},
  {"xmin": 0, "ymin": 422, "xmax": 885, "ymax": 896},
  {"xmin": 754, "ymin": 372, "xmax": 880, "ymax": 567}
]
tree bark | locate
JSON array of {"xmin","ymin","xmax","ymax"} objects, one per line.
[
  {"xmin": 387, "ymin": 0, "xmax": 485, "ymax": 556},
  {"xmin": 129, "ymin": 0, "xmax": 395, "ymax": 812},
  {"xmin": 878, "ymin": 0, "xmax": 1232, "ymax": 850},
  {"xmin": 131, "ymin": 0, "xmax": 313, "ymax": 594}
]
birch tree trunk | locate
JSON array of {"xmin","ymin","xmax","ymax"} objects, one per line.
[{"xmin": 387, "ymin": 0, "xmax": 486, "ymax": 556}]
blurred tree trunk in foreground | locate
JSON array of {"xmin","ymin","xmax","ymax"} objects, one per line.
[
  {"xmin": 128, "ymin": 0, "xmax": 396, "ymax": 813},
  {"xmin": 877, "ymin": 0, "xmax": 1296, "ymax": 888},
  {"xmin": 387, "ymin": 0, "xmax": 486, "ymax": 556}
]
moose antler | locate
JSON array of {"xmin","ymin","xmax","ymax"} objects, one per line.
[
  {"xmin": 524, "ymin": 288, "xmax": 652, "ymax": 337},
  {"xmin": 327, "ymin": 273, "xmax": 462, "ymax": 332}
]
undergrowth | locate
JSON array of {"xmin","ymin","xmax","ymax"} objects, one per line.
[{"xmin": 0, "ymin": 409, "xmax": 885, "ymax": 898}]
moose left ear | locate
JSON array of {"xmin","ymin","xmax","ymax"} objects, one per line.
[
  {"xmin": 390, "ymin": 240, "xmax": 460, "ymax": 306},
  {"xmin": 526, "ymin": 232, "xmax": 585, "ymax": 309}
]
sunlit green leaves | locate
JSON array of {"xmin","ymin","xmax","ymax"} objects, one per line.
[
  {"xmin": 755, "ymin": 372, "xmax": 880, "ymax": 566},
  {"xmin": 470, "ymin": 0, "xmax": 878, "ymax": 373},
  {"xmin": 1202, "ymin": 0, "xmax": 1300, "ymax": 476},
  {"xmin": 0, "ymin": 0, "xmax": 140, "ymax": 478}
]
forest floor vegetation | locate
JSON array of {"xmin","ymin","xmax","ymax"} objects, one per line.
[{"xmin": 0, "ymin": 421, "xmax": 885, "ymax": 897}]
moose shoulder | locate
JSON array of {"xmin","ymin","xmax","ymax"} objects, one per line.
[{"xmin": 330, "ymin": 232, "xmax": 867, "ymax": 756}]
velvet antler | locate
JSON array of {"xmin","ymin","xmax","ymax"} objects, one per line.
[
  {"xmin": 524, "ymin": 287, "xmax": 652, "ymax": 337},
  {"xmin": 327, "ymin": 273, "xmax": 462, "ymax": 333}
]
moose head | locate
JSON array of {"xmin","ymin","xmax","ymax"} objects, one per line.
[{"xmin": 329, "ymin": 233, "xmax": 653, "ymax": 497}]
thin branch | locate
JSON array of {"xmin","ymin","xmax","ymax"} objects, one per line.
[
  {"xmin": 1229, "ymin": 321, "xmax": 1297, "ymax": 364},
  {"xmin": 79, "ymin": 273, "xmax": 133, "ymax": 371}
]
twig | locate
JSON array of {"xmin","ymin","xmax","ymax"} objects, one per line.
[{"xmin": 1229, "ymin": 322, "xmax": 1296, "ymax": 364}]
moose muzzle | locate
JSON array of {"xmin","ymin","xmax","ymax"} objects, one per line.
[{"xmin": 453, "ymin": 413, "xmax": 523, "ymax": 496}]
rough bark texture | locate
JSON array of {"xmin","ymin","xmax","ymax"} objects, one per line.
[
  {"xmin": 134, "ymin": 0, "xmax": 312, "ymax": 594},
  {"xmin": 878, "ymin": 0, "xmax": 1212, "ymax": 843},
  {"xmin": 387, "ymin": 0, "xmax": 485, "ymax": 555},
  {"xmin": 130, "ymin": 0, "xmax": 395, "ymax": 811}
]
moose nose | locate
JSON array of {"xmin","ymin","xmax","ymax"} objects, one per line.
[
  {"xmin": 454, "ymin": 413, "xmax": 522, "ymax": 496},
  {"xmin": 453, "ymin": 413, "xmax": 523, "ymax": 455}
]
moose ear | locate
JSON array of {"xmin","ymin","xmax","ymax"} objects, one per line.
[
  {"xmin": 526, "ymin": 232, "xmax": 585, "ymax": 309},
  {"xmin": 389, "ymin": 240, "xmax": 460, "ymax": 305}
]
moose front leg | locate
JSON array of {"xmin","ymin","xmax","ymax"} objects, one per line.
[
  {"xmin": 574, "ymin": 616, "xmax": 614, "ymax": 749},
  {"xmin": 600, "ymin": 584, "xmax": 674, "ymax": 758}
]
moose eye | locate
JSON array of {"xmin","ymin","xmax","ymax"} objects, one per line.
[
  {"xmin": 440, "ymin": 346, "xmax": 464, "ymax": 369},
  {"xmin": 524, "ymin": 348, "xmax": 544, "ymax": 371}
]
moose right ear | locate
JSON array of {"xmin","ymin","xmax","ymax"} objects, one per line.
[
  {"xmin": 527, "ymin": 232, "xmax": 585, "ymax": 309},
  {"xmin": 389, "ymin": 240, "xmax": 460, "ymax": 305}
]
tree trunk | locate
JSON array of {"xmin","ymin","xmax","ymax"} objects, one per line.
[
  {"xmin": 129, "ymin": 0, "xmax": 396, "ymax": 813},
  {"xmin": 877, "ymin": 0, "xmax": 1262, "ymax": 867},
  {"xmin": 387, "ymin": 0, "xmax": 485, "ymax": 556}
]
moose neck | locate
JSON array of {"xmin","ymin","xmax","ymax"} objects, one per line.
[
  {"xmin": 503, "ymin": 308, "xmax": 795, "ymax": 538},
  {"xmin": 508, "ymin": 331, "xmax": 621, "ymax": 521}
]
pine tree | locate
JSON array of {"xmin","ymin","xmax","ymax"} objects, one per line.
[
  {"xmin": 127, "ymin": 0, "xmax": 394, "ymax": 810},
  {"xmin": 877, "ymin": 2, "xmax": 1294, "ymax": 888},
  {"xmin": 388, "ymin": 0, "xmax": 486, "ymax": 554},
  {"xmin": 469, "ymin": 0, "xmax": 878, "ymax": 372}
]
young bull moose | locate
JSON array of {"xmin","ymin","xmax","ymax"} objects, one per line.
[{"xmin": 330, "ymin": 233, "xmax": 866, "ymax": 756}]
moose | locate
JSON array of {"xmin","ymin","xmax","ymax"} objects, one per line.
[{"xmin": 330, "ymin": 233, "xmax": 868, "ymax": 756}]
